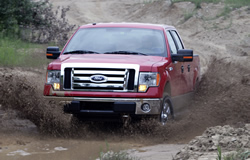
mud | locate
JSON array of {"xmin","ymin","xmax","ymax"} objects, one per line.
[
  {"xmin": 174, "ymin": 124, "xmax": 250, "ymax": 159},
  {"xmin": 0, "ymin": 132, "xmax": 132, "ymax": 160},
  {"xmin": 0, "ymin": 68, "xmax": 72, "ymax": 136},
  {"xmin": 0, "ymin": 54, "xmax": 249, "ymax": 159},
  {"xmin": 0, "ymin": 0, "xmax": 250, "ymax": 159}
]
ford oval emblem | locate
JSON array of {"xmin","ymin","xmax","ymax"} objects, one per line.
[{"xmin": 90, "ymin": 75, "xmax": 108, "ymax": 83}]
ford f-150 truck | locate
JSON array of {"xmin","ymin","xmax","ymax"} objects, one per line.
[{"xmin": 44, "ymin": 23, "xmax": 200, "ymax": 125}]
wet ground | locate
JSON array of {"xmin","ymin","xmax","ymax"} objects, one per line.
[
  {"xmin": 0, "ymin": 0, "xmax": 250, "ymax": 159},
  {"xmin": 0, "ymin": 135, "xmax": 132, "ymax": 160}
]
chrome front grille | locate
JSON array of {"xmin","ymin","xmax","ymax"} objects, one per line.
[
  {"xmin": 73, "ymin": 68, "xmax": 127, "ymax": 90},
  {"xmin": 61, "ymin": 63, "xmax": 139, "ymax": 92}
]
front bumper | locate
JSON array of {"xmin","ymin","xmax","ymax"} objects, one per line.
[{"xmin": 45, "ymin": 96, "xmax": 162, "ymax": 115}]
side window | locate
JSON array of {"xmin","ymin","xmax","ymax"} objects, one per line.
[
  {"xmin": 166, "ymin": 31, "xmax": 177, "ymax": 54},
  {"xmin": 170, "ymin": 30, "xmax": 184, "ymax": 50}
]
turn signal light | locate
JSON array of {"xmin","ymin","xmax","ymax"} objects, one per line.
[
  {"xmin": 156, "ymin": 73, "xmax": 160, "ymax": 86},
  {"xmin": 46, "ymin": 53, "xmax": 53, "ymax": 57}
]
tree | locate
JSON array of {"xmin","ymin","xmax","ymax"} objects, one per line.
[{"xmin": 0, "ymin": 0, "xmax": 75, "ymax": 45}]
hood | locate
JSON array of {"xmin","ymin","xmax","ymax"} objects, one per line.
[{"xmin": 48, "ymin": 54, "xmax": 166, "ymax": 71}]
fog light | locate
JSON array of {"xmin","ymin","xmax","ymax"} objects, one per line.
[
  {"xmin": 141, "ymin": 103, "xmax": 151, "ymax": 113},
  {"xmin": 138, "ymin": 84, "xmax": 148, "ymax": 92},
  {"xmin": 53, "ymin": 83, "xmax": 60, "ymax": 90}
]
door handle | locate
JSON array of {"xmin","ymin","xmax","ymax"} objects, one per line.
[{"xmin": 181, "ymin": 66, "xmax": 184, "ymax": 73}]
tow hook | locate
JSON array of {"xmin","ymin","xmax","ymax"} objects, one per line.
[{"xmin": 122, "ymin": 114, "xmax": 131, "ymax": 127}]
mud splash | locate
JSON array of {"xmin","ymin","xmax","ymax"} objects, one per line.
[
  {"xmin": 0, "ymin": 68, "xmax": 72, "ymax": 136},
  {"xmin": 156, "ymin": 56, "xmax": 250, "ymax": 143},
  {"xmin": 0, "ymin": 56, "xmax": 249, "ymax": 143}
]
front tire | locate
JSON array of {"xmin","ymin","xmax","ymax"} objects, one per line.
[{"xmin": 160, "ymin": 95, "xmax": 174, "ymax": 125}]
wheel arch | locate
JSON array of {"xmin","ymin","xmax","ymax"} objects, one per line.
[{"xmin": 162, "ymin": 81, "xmax": 171, "ymax": 97}]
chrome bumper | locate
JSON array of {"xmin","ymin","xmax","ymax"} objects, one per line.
[{"xmin": 44, "ymin": 96, "xmax": 162, "ymax": 115}]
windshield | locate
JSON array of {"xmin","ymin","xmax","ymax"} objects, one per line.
[{"xmin": 63, "ymin": 27, "xmax": 167, "ymax": 57}]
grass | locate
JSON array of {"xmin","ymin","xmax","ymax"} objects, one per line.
[
  {"xmin": 0, "ymin": 34, "xmax": 50, "ymax": 67},
  {"xmin": 172, "ymin": 0, "xmax": 250, "ymax": 25},
  {"xmin": 216, "ymin": 146, "xmax": 250, "ymax": 160},
  {"xmin": 172, "ymin": 0, "xmax": 221, "ymax": 8},
  {"xmin": 223, "ymin": 150, "xmax": 250, "ymax": 160},
  {"xmin": 142, "ymin": 0, "xmax": 165, "ymax": 4},
  {"xmin": 98, "ymin": 141, "xmax": 140, "ymax": 160},
  {"xmin": 99, "ymin": 151, "xmax": 139, "ymax": 160},
  {"xmin": 216, "ymin": 146, "xmax": 222, "ymax": 160},
  {"xmin": 172, "ymin": 0, "xmax": 250, "ymax": 9},
  {"xmin": 225, "ymin": 0, "xmax": 250, "ymax": 8},
  {"xmin": 183, "ymin": 10, "xmax": 196, "ymax": 22},
  {"xmin": 215, "ymin": 0, "xmax": 250, "ymax": 19},
  {"xmin": 216, "ymin": 6, "xmax": 232, "ymax": 18}
]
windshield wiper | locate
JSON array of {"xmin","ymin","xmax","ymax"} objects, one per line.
[
  {"xmin": 104, "ymin": 51, "xmax": 148, "ymax": 56},
  {"xmin": 64, "ymin": 50, "xmax": 100, "ymax": 54}
]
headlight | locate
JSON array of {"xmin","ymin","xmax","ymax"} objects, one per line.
[
  {"xmin": 46, "ymin": 70, "xmax": 61, "ymax": 90},
  {"xmin": 138, "ymin": 72, "xmax": 160, "ymax": 92}
]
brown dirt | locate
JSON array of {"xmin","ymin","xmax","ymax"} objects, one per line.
[
  {"xmin": 174, "ymin": 124, "xmax": 250, "ymax": 159},
  {"xmin": 0, "ymin": 0, "xmax": 250, "ymax": 159}
]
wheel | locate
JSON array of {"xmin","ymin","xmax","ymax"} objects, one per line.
[{"xmin": 159, "ymin": 95, "xmax": 174, "ymax": 125}]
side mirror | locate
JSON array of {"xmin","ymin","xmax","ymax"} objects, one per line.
[
  {"xmin": 46, "ymin": 46, "xmax": 61, "ymax": 59},
  {"xmin": 171, "ymin": 49, "xmax": 193, "ymax": 62}
]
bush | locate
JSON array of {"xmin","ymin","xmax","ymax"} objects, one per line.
[{"xmin": 0, "ymin": 0, "xmax": 75, "ymax": 45}]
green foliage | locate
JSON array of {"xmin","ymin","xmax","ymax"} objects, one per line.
[
  {"xmin": 223, "ymin": 150, "xmax": 250, "ymax": 160},
  {"xmin": 172, "ymin": 0, "xmax": 220, "ymax": 8},
  {"xmin": 0, "ymin": 0, "xmax": 75, "ymax": 45},
  {"xmin": 99, "ymin": 151, "xmax": 139, "ymax": 160},
  {"xmin": 172, "ymin": 0, "xmax": 250, "ymax": 24},
  {"xmin": 0, "ymin": 34, "xmax": 49, "ymax": 67},
  {"xmin": 183, "ymin": 10, "xmax": 196, "ymax": 22},
  {"xmin": 216, "ymin": 6, "xmax": 232, "ymax": 18},
  {"xmin": 225, "ymin": 0, "xmax": 250, "ymax": 8},
  {"xmin": 216, "ymin": 146, "xmax": 250, "ymax": 160},
  {"xmin": 216, "ymin": 146, "xmax": 222, "ymax": 160},
  {"xmin": 98, "ymin": 141, "xmax": 139, "ymax": 160},
  {"xmin": 143, "ymin": 0, "xmax": 165, "ymax": 4},
  {"xmin": 0, "ymin": 0, "xmax": 44, "ymax": 33},
  {"xmin": 172, "ymin": 0, "xmax": 250, "ymax": 9}
]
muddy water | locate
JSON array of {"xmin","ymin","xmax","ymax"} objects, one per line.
[
  {"xmin": 0, "ymin": 135, "xmax": 184, "ymax": 160},
  {"xmin": 0, "ymin": 140, "xmax": 132, "ymax": 160},
  {"xmin": 0, "ymin": 130, "xmax": 137, "ymax": 160}
]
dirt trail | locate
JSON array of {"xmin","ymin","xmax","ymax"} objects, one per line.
[{"xmin": 0, "ymin": 0, "xmax": 250, "ymax": 159}]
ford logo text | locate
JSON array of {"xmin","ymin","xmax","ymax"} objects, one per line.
[{"xmin": 90, "ymin": 75, "xmax": 108, "ymax": 83}]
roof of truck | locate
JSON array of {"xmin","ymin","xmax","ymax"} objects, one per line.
[{"xmin": 79, "ymin": 22, "xmax": 176, "ymax": 30}]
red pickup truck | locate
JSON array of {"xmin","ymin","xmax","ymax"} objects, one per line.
[{"xmin": 44, "ymin": 23, "xmax": 200, "ymax": 125}]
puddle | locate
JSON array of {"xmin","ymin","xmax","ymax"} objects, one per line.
[
  {"xmin": 0, "ymin": 137, "xmax": 134, "ymax": 160},
  {"xmin": 7, "ymin": 150, "xmax": 31, "ymax": 156},
  {"xmin": 54, "ymin": 147, "xmax": 68, "ymax": 151}
]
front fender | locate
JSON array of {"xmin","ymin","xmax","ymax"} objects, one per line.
[{"xmin": 159, "ymin": 69, "xmax": 171, "ymax": 98}]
